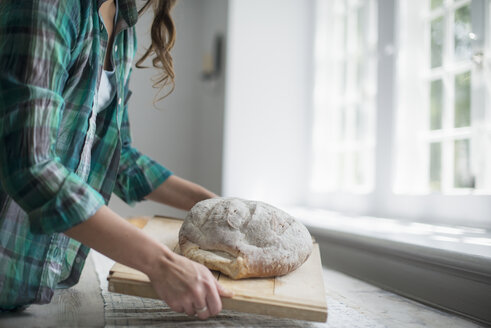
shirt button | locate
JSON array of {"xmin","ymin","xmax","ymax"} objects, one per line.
[
  {"xmin": 118, "ymin": 97, "xmax": 122, "ymax": 105},
  {"xmin": 100, "ymin": 23, "xmax": 104, "ymax": 32},
  {"xmin": 114, "ymin": 45, "xmax": 118, "ymax": 52},
  {"xmin": 75, "ymin": 257, "xmax": 81, "ymax": 264}
]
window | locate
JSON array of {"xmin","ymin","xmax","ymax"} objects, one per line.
[
  {"xmin": 311, "ymin": 0, "xmax": 377, "ymax": 194},
  {"xmin": 395, "ymin": 0, "xmax": 490, "ymax": 195},
  {"xmin": 309, "ymin": 0, "xmax": 490, "ymax": 226}
]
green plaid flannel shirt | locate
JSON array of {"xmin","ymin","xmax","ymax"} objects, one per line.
[{"xmin": 0, "ymin": 0, "xmax": 172, "ymax": 309}]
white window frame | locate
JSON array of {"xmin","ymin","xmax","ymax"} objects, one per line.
[{"xmin": 308, "ymin": 0, "xmax": 491, "ymax": 228}]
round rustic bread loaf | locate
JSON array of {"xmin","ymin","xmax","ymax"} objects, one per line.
[{"xmin": 178, "ymin": 197, "xmax": 313, "ymax": 279}]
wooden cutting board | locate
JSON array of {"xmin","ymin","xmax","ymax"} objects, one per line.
[{"xmin": 107, "ymin": 216, "xmax": 328, "ymax": 322}]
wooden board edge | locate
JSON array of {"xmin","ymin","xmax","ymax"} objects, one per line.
[
  {"xmin": 222, "ymin": 296, "xmax": 328, "ymax": 323},
  {"xmin": 108, "ymin": 270, "xmax": 150, "ymax": 283},
  {"xmin": 108, "ymin": 273, "xmax": 326, "ymax": 311},
  {"xmin": 153, "ymin": 214, "xmax": 184, "ymax": 221},
  {"xmin": 228, "ymin": 292, "xmax": 326, "ymax": 311},
  {"xmin": 107, "ymin": 277, "xmax": 327, "ymax": 323},
  {"xmin": 108, "ymin": 278, "xmax": 159, "ymax": 299},
  {"xmin": 309, "ymin": 243, "xmax": 328, "ymax": 308}
]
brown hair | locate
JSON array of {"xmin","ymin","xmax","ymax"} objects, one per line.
[{"xmin": 136, "ymin": 0, "xmax": 177, "ymax": 101}]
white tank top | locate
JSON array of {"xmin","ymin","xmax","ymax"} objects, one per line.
[{"xmin": 95, "ymin": 69, "xmax": 117, "ymax": 113}]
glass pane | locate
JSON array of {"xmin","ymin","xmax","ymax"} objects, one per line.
[
  {"xmin": 429, "ymin": 142, "xmax": 442, "ymax": 191},
  {"xmin": 339, "ymin": 107, "xmax": 347, "ymax": 140},
  {"xmin": 454, "ymin": 139, "xmax": 474, "ymax": 188},
  {"xmin": 431, "ymin": 16, "xmax": 444, "ymax": 68},
  {"xmin": 355, "ymin": 104, "xmax": 365, "ymax": 140},
  {"xmin": 343, "ymin": 14, "xmax": 348, "ymax": 53},
  {"xmin": 356, "ymin": 56, "xmax": 364, "ymax": 90},
  {"xmin": 354, "ymin": 151, "xmax": 365, "ymax": 186},
  {"xmin": 356, "ymin": 4, "xmax": 366, "ymax": 52},
  {"xmin": 431, "ymin": 0, "xmax": 443, "ymax": 10},
  {"xmin": 338, "ymin": 152, "xmax": 345, "ymax": 187},
  {"xmin": 430, "ymin": 79, "xmax": 443, "ymax": 130},
  {"xmin": 454, "ymin": 71, "xmax": 471, "ymax": 127},
  {"xmin": 454, "ymin": 5, "xmax": 472, "ymax": 62},
  {"xmin": 341, "ymin": 61, "xmax": 347, "ymax": 95}
]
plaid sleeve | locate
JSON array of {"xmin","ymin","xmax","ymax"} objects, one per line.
[
  {"xmin": 113, "ymin": 82, "xmax": 173, "ymax": 205},
  {"xmin": 0, "ymin": 1, "xmax": 105, "ymax": 234}
]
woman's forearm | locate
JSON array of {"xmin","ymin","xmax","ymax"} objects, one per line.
[
  {"xmin": 145, "ymin": 175, "xmax": 217, "ymax": 210},
  {"xmin": 65, "ymin": 176, "xmax": 218, "ymax": 273},
  {"xmin": 64, "ymin": 205, "xmax": 172, "ymax": 276},
  {"xmin": 64, "ymin": 204, "xmax": 232, "ymax": 318}
]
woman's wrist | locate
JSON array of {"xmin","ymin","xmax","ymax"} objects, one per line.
[
  {"xmin": 65, "ymin": 206, "xmax": 176, "ymax": 278},
  {"xmin": 143, "ymin": 243, "xmax": 176, "ymax": 279}
]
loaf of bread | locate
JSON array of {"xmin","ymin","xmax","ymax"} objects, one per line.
[{"xmin": 178, "ymin": 197, "xmax": 313, "ymax": 279}]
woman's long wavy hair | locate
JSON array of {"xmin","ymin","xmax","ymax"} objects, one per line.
[{"xmin": 136, "ymin": 0, "xmax": 177, "ymax": 101}]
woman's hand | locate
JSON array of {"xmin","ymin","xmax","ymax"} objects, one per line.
[
  {"xmin": 147, "ymin": 251, "xmax": 234, "ymax": 319},
  {"xmin": 65, "ymin": 206, "xmax": 233, "ymax": 319}
]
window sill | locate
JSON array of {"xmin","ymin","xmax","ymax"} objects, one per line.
[{"xmin": 287, "ymin": 207, "xmax": 491, "ymax": 326}]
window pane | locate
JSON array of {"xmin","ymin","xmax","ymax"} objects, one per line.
[
  {"xmin": 454, "ymin": 5, "xmax": 472, "ymax": 62},
  {"xmin": 430, "ymin": 142, "xmax": 442, "ymax": 191},
  {"xmin": 356, "ymin": 4, "xmax": 366, "ymax": 52},
  {"xmin": 454, "ymin": 139, "xmax": 474, "ymax": 188},
  {"xmin": 431, "ymin": 16, "xmax": 444, "ymax": 68},
  {"xmin": 431, "ymin": 0, "xmax": 443, "ymax": 10},
  {"xmin": 338, "ymin": 153, "xmax": 345, "ymax": 187},
  {"xmin": 430, "ymin": 79, "xmax": 443, "ymax": 130},
  {"xmin": 354, "ymin": 151, "xmax": 365, "ymax": 186},
  {"xmin": 341, "ymin": 61, "xmax": 347, "ymax": 94},
  {"xmin": 355, "ymin": 104, "xmax": 365, "ymax": 140},
  {"xmin": 356, "ymin": 56, "xmax": 364, "ymax": 91},
  {"xmin": 339, "ymin": 107, "xmax": 347, "ymax": 139},
  {"xmin": 343, "ymin": 13, "xmax": 348, "ymax": 52},
  {"xmin": 454, "ymin": 71, "xmax": 471, "ymax": 127}
]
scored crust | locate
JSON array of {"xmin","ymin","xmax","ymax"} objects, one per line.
[{"xmin": 178, "ymin": 197, "xmax": 313, "ymax": 279}]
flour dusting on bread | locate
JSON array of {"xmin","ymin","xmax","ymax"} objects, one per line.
[{"xmin": 178, "ymin": 198, "xmax": 313, "ymax": 279}]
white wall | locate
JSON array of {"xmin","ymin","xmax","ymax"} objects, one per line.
[
  {"xmin": 222, "ymin": 0, "xmax": 314, "ymax": 207},
  {"xmin": 192, "ymin": 0, "xmax": 228, "ymax": 194},
  {"xmin": 109, "ymin": 0, "xmax": 314, "ymax": 217},
  {"xmin": 108, "ymin": 0, "xmax": 228, "ymax": 218}
]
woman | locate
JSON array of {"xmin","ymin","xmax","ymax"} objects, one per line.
[{"xmin": 0, "ymin": 0, "xmax": 232, "ymax": 319}]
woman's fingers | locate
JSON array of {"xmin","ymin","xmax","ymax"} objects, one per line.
[
  {"xmin": 194, "ymin": 302, "xmax": 210, "ymax": 320},
  {"xmin": 183, "ymin": 302, "xmax": 196, "ymax": 317},
  {"xmin": 149, "ymin": 253, "xmax": 234, "ymax": 320},
  {"xmin": 203, "ymin": 278, "xmax": 222, "ymax": 316},
  {"xmin": 215, "ymin": 280, "xmax": 234, "ymax": 298},
  {"xmin": 191, "ymin": 287, "xmax": 210, "ymax": 320},
  {"xmin": 167, "ymin": 301, "xmax": 184, "ymax": 314}
]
